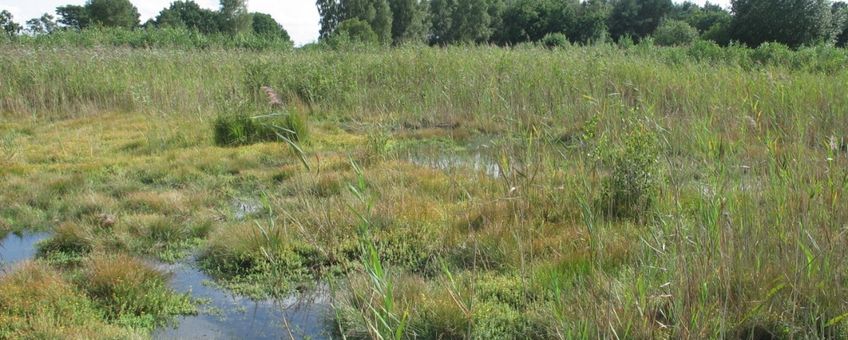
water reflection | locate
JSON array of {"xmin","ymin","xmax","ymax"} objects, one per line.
[
  {"xmin": 0, "ymin": 232, "xmax": 333, "ymax": 339},
  {"xmin": 152, "ymin": 260, "xmax": 332, "ymax": 340},
  {"xmin": 407, "ymin": 151, "xmax": 501, "ymax": 178},
  {"xmin": 0, "ymin": 232, "xmax": 50, "ymax": 272}
]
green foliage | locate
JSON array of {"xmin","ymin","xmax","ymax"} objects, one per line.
[
  {"xmin": 731, "ymin": 0, "xmax": 836, "ymax": 48},
  {"xmin": 540, "ymin": 32, "xmax": 569, "ymax": 48},
  {"xmin": 219, "ymin": 0, "xmax": 253, "ymax": 35},
  {"xmin": 494, "ymin": 0, "xmax": 578, "ymax": 45},
  {"xmin": 332, "ymin": 18, "xmax": 380, "ymax": 46},
  {"xmin": 0, "ymin": 10, "xmax": 22, "ymax": 37},
  {"xmin": 252, "ymin": 12, "xmax": 292, "ymax": 44},
  {"xmin": 80, "ymin": 254, "xmax": 194, "ymax": 329},
  {"xmin": 37, "ymin": 223, "xmax": 93, "ymax": 257},
  {"xmin": 388, "ymin": 0, "xmax": 430, "ymax": 44},
  {"xmin": 653, "ymin": 19, "xmax": 698, "ymax": 46},
  {"xmin": 599, "ymin": 118, "xmax": 660, "ymax": 220},
  {"xmin": 5, "ymin": 43, "xmax": 848, "ymax": 337},
  {"xmin": 317, "ymin": 0, "xmax": 341, "ymax": 39},
  {"xmin": 836, "ymin": 2, "xmax": 848, "ymax": 47},
  {"xmin": 200, "ymin": 224, "xmax": 322, "ymax": 297},
  {"xmin": 687, "ymin": 39, "xmax": 724, "ymax": 63},
  {"xmin": 751, "ymin": 41, "xmax": 793, "ymax": 65},
  {"xmin": 86, "ymin": 0, "xmax": 141, "ymax": 29},
  {"xmin": 0, "ymin": 263, "xmax": 137, "ymax": 338},
  {"xmin": 608, "ymin": 0, "xmax": 672, "ymax": 41},
  {"xmin": 571, "ymin": 0, "xmax": 611, "ymax": 44},
  {"xmin": 472, "ymin": 302, "xmax": 529, "ymax": 339},
  {"xmin": 669, "ymin": 1, "xmax": 731, "ymax": 33},
  {"xmin": 154, "ymin": 0, "xmax": 220, "ymax": 34},
  {"xmin": 430, "ymin": 0, "xmax": 498, "ymax": 44},
  {"xmin": 702, "ymin": 17, "xmax": 732, "ymax": 45},
  {"xmin": 56, "ymin": 5, "xmax": 92, "ymax": 30},
  {"xmin": 213, "ymin": 110, "xmax": 308, "ymax": 147},
  {"xmin": 317, "ymin": 0, "xmax": 394, "ymax": 45},
  {"xmin": 25, "ymin": 14, "xmax": 59, "ymax": 35},
  {"xmin": 15, "ymin": 26, "xmax": 295, "ymax": 50}
]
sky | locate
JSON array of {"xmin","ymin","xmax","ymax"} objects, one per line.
[{"xmin": 0, "ymin": 0, "xmax": 731, "ymax": 46}]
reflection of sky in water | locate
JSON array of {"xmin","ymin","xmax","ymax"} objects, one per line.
[
  {"xmin": 152, "ymin": 260, "xmax": 333, "ymax": 340},
  {"xmin": 408, "ymin": 151, "xmax": 501, "ymax": 178},
  {"xmin": 0, "ymin": 232, "xmax": 332, "ymax": 339},
  {"xmin": 233, "ymin": 198, "xmax": 262, "ymax": 221},
  {"xmin": 404, "ymin": 136, "xmax": 502, "ymax": 178},
  {"xmin": 0, "ymin": 232, "xmax": 50, "ymax": 272}
]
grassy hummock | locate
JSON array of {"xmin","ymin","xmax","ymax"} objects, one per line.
[{"xmin": 1, "ymin": 44, "xmax": 847, "ymax": 338}]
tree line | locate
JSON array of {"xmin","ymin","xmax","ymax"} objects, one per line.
[
  {"xmin": 1, "ymin": 0, "xmax": 292, "ymax": 45},
  {"xmin": 2, "ymin": 0, "xmax": 848, "ymax": 49},
  {"xmin": 317, "ymin": 0, "xmax": 848, "ymax": 48}
]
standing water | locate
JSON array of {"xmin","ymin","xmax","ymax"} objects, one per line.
[
  {"xmin": 152, "ymin": 259, "xmax": 333, "ymax": 339},
  {"xmin": 0, "ymin": 232, "xmax": 50, "ymax": 272},
  {"xmin": 0, "ymin": 231, "xmax": 332, "ymax": 339}
]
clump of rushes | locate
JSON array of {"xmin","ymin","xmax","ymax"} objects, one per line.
[
  {"xmin": 37, "ymin": 223, "xmax": 93, "ymax": 266},
  {"xmin": 213, "ymin": 86, "xmax": 309, "ymax": 147},
  {"xmin": 200, "ymin": 220, "xmax": 325, "ymax": 298},
  {"xmin": 213, "ymin": 111, "xmax": 308, "ymax": 146},
  {"xmin": 77, "ymin": 253, "xmax": 195, "ymax": 330},
  {"xmin": 0, "ymin": 262, "xmax": 137, "ymax": 338}
]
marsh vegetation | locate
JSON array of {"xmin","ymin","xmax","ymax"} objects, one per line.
[{"xmin": 1, "ymin": 43, "xmax": 848, "ymax": 339}]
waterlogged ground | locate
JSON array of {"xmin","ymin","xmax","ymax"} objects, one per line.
[
  {"xmin": 0, "ymin": 112, "xmax": 512, "ymax": 338},
  {"xmin": 152, "ymin": 259, "xmax": 332, "ymax": 339},
  {"xmin": 2, "ymin": 100, "xmax": 848, "ymax": 338},
  {"xmin": 0, "ymin": 230, "xmax": 331, "ymax": 339}
]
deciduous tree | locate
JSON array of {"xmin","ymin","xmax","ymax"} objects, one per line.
[
  {"xmin": 86, "ymin": 0, "xmax": 141, "ymax": 29},
  {"xmin": 730, "ymin": 0, "xmax": 835, "ymax": 47},
  {"xmin": 26, "ymin": 14, "xmax": 58, "ymax": 35},
  {"xmin": 0, "ymin": 10, "xmax": 22, "ymax": 37},
  {"xmin": 219, "ymin": 0, "xmax": 253, "ymax": 35},
  {"xmin": 607, "ymin": 0, "xmax": 672, "ymax": 40}
]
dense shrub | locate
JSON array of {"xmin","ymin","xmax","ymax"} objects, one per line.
[
  {"xmin": 654, "ymin": 19, "xmax": 698, "ymax": 46},
  {"xmin": 324, "ymin": 18, "xmax": 379, "ymax": 49},
  {"xmin": 687, "ymin": 39, "xmax": 724, "ymax": 63},
  {"xmin": 751, "ymin": 42, "xmax": 793, "ymax": 66},
  {"xmin": 541, "ymin": 33, "xmax": 569, "ymax": 49},
  {"xmin": 599, "ymin": 119, "xmax": 660, "ymax": 219}
]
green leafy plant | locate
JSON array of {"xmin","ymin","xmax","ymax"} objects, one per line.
[{"xmin": 599, "ymin": 119, "xmax": 660, "ymax": 219}]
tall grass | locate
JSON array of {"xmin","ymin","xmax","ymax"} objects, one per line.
[
  {"xmin": 2, "ymin": 43, "xmax": 848, "ymax": 338},
  {"xmin": 3, "ymin": 43, "xmax": 848, "ymax": 125}
]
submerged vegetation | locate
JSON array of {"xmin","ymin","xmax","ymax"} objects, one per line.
[{"xmin": 1, "ymin": 43, "xmax": 848, "ymax": 338}]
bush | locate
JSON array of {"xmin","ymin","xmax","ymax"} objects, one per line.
[
  {"xmin": 751, "ymin": 42, "xmax": 793, "ymax": 66},
  {"xmin": 540, "ymin": 33, "xmax": 569, "ymax": 49},
  {"xmin": 472, "ymin": 302, "xmax": 529, "ymax": 339},
  {"xmin": 702, "ymin": 21, "xmax": 732, "ymax": 46},
  {"xmin": 213, "ymin": 111, "xmax": 308, "ymax": 146},
  {"xmin": 599, "ymin": 120, "xmax": 660, "ymax": 219},
  {"xmin": 654, "ymin": 20, "xmax": 699, "ymax": 46},
  {"xmin": 323, "ymin": 18, "xmax": 379, "ymax": 49},
  {"xmin": 687, "ymin": 40, "xmax": 724, "ymax": 63}
]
